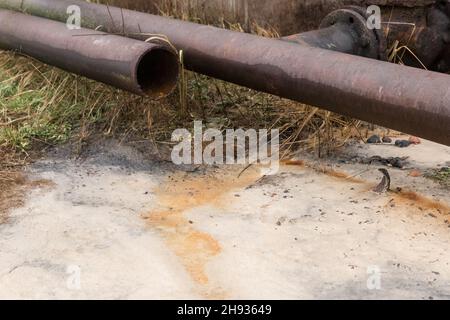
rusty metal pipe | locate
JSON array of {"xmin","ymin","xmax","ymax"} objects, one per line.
[
  {"xmin": 283, "ymin": 24, "xmax": 360, "ymax": 55},
  {"xmin": 0, "ymin": 9, "xmax": 179, "ymax": 97},
  {"xmin": 283, "ymin": 7, "xmax": 385, "ymax": 60},
  {"xmin": 1, "ymin": 0, "xmax": 450, "ymax": 145}
]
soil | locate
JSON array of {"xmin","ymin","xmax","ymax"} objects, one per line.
[
  {"xmin": 0, "ymin": 137, "xmax": 449, "ymax": 299},
  {"xmin": 0, "ymin": 171, "xmax": 26, "ymax": 224}
]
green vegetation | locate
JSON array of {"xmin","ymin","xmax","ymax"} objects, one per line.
[
  {"xmin": 426, "ymin": 167, "xmax": 450, "ymax": 188},
  {"xmin": 0, "ymin": 53, "xmax": 104, "ymax": 151}
]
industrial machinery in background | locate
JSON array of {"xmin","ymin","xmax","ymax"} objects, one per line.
[{"xmin": 0, "ymin": 0, "xmax": 448, "ymax": 146}]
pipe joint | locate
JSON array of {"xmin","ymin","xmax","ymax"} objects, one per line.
[
  {"xmin": 320, "ymin": 7, "xmax": 383, "ymax": 59},
  {"xmin": 283, "ymin": 6, "xmax": 386, "ymax": 60}
]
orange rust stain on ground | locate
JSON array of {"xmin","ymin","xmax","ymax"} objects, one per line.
[
  {"xmin": 282, "ymin": 159, "xmax": 305, "ymax": 167},
  {"xmin": 0, "ymin": 171, "xmax": 25, "ymax": 224},
  {"xmin": 284, "ymin": 158, "xmax": 449, "ymax": 222},
  {"xmin": 320, "ymin": 168, "xmax": 365, "ymax": 184},
  {"xmin": 0, "ymin": 171, "xmax": 54, "ymax": 224},
  {"xmin": 301, "ymin": 164, "xmax": 366, "ymax": 184},
  {"xmin": 385, "ymin": 190, "xmax": 450, "ymax": 228},
  {"xmin": 393, "ymin": 190, "xmax": 450, "ymax": 214},
  {"xmin": 28, "ymin": 179, "xmax": 56, "ymax": 188},
  {"xmin": 283, "ymin": 158, "xmax": 364, "ymax": 183},
  {"xmin": 143, "ymin": 167, "xmax": 261, "ymax": 294}
]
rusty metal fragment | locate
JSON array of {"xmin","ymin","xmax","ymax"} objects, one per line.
[{"xmin": 0, "ymin": 9, "xmax": 179, "ymax": 96}]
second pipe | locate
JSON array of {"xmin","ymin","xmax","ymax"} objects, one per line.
[{"xmin": 0, "ymin": 9, "xmax": 179, "ymax": 97}]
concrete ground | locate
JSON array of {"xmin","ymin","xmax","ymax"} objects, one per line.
[{"xmin": 0, "ymin": 138, "xmax": 449, "ymax": 299}]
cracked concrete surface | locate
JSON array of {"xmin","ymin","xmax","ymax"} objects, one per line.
[{"xmin": 0, "ymin": 138, "xmax": 449, "ymax": 299}]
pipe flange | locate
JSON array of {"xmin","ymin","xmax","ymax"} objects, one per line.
[
  {"xmin": 320, "ymin": 8, "xmax": 382, "ymax": 60},
  {"xmin": 343, "ymin": 5, "xmax": 387, "ymax": 61}
]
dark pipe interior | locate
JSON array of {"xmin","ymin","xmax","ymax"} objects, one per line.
[{"xmin": 136, "ymin": 48, "xmax": 179, "ymax": 97}]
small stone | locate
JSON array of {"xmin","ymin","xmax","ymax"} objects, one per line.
[
  {"xmin": 409, "ymin": 136, "xmax": 421, "ymax": 145},
  {"xmin": 276, "ymin": 217, "xmax": 286, "ymax": 226},
  {"xmin": 395, "ymin": 140, "xmax": 411, "ymax": 148},
  {"xmin": 382, "ymin": 136, "xmax": 392, "ymax": 143},
  {"xmin": 367, "ymin": 135, "xmax": 382, "ymax": 144}
]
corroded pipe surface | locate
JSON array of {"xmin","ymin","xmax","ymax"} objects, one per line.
[{"xmin": 0, "ymin": 9, "xmax": 179, "ymax": 97}]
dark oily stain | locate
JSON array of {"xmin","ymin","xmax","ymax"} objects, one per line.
[{"xmin": 360, "ymin": 156, "xmax": 409, "ymax": 169}]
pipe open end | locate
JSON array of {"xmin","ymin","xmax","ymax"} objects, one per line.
[{"xmin": 136, "ymin": 47, "xmax": 179, "ymax": 97}]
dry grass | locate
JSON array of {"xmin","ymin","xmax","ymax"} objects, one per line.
[
  {"xmin": 0, "ymin": 53, "xmax": 363, "ymax": 161},
  {"xmin": 425, "ymin": 167, "xmax": 450, "ymax": 189},
  {"xmin": 0, "ymin": 1, "xmax": 369, "ymax": 166}
]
